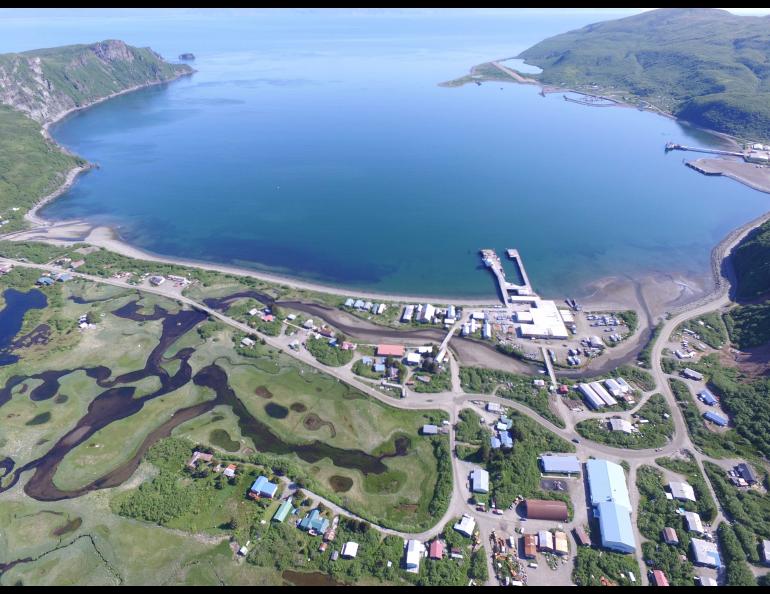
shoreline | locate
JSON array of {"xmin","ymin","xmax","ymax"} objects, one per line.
[
  {"xmin": 6, "ymin": 62, "xmax": 769, "ymax": 312},
  {"xmin": 25, "ymin": 70, "xmax": 195, "ymax": 228}
]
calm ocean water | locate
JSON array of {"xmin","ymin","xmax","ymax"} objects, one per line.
[{"xmin": 3, "ymin": 9, "xmax": 769, "ymax": 298}]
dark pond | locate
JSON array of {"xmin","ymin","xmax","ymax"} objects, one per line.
[
  {"xmin": 264, "ymin": 402, "xmax": 289, "ymax": 419},
  {"xmin": 329, "ymin": 475, "xmax": 353, "ymax": 493},
  {"xmin": 0, "ymin": 289, "xmax": 47, "ymax": 366},
  {"xmin": 0, "ymin": 296, "xmax": 413, "ymax": 502},
  {"xmin": 282, "ymin": 570, "xmax": 345, "ymax": 587}
]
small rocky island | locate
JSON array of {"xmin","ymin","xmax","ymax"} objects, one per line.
[{"xmin": 179, "ymin": 53, "xmax": 195, "ymax": 60}]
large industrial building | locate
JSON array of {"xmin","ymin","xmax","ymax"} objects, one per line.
[
  {"xmin": 585, "ymin": 460, "xmax": 636, "ymax": 553},
  {"xmin": 515, "ymin": 299, "xmax": 570, "ymax": 339}
]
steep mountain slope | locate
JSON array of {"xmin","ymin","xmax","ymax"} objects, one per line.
[
  {"xmin": 0, "ymin": 39, "xmax": 193, "ymax": 123},
  {"xmin": 517, "ymin": 8, "xmax": 770, "ymax": 140},
  {"xmin": 0, "ymin": 40, "xmax": 192, "ymax": 231}
]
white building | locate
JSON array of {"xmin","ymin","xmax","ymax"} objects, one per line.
[
  {"xmin": 589, "ymin": 381, "xmax": 617, "ymax": 406},
  {"xmin": 470, "ymin": 468, "xmax": 489, "ymax": 493},
  {"xmin": 404, "ymin": 539, "xmax": 423, "ymax": 573},
  {"xmin": 419, "ymin": 304, "xmax": 436, "ymax": 323},
  {"xmin": 684, "ymin": 511, "xmax": 704, "ymax": 534},
  {"xmin": 669, "ymin": 481, "xmax": 696, "ymax": 502},
  {"xmin": 609, "ymin": 418, "xmax": 633, "ymax": 434},
  {"xmin": 342, "ymin": 541, "xmax": 359, "ymax": 559},
  {"xmin": 401, "ymin": 305, "xmax": 415, "ymax": 323},
  {"xmin": 516, "ymin": 299, "xmax": 569, "ymax": 339},
  {"xmin": 454, "ymin": 514, "xmax": 476, "ymax": 537},
  {"xmin": 579, "ymin": 383, "xmax": 605, "ymax": 410},
  {"xmin": 406, "ymin": 352, "xmax": 422, "ymax": 366},
  {"xmin": 691, "ymin": 538, "xmax": 722, "ymax": 568},
  {"xmin": 604, "ymin": 378, "xmax": 623, "ymax": 398}
]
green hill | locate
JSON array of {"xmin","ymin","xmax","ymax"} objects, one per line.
[
  {"xmin": 0, "ymin": 40, "xmax": 192, "ymax": 231},
  {"xmin": 517, "ymin": 8, "xmax": 770, "ymax": 141},
  {"xmin": 0, "ymin": 39, "xmax": 192, "ymax": 123},
  {"xmin": 731, "ymin": 218, "xmax": 770, "ymax": 301}
]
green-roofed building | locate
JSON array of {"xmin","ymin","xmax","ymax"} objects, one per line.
[{"xmin": 273, "ymin": 499, "xmax": 294, "ymax": 523}]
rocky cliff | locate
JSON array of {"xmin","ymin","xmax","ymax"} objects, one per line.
[{"xmin": 0, "ymin": 39, "xmax": 193, "ymax": 124}]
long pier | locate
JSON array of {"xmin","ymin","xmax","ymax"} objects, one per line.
[
  {"xmin": 540, "ymin": 346, "xmax": 557, "ymax": 388},
  {"xmin": 664, "ymin": 142, "xmax": 744, "ymax": 158}
]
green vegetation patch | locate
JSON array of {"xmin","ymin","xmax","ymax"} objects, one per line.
[
  {"xmin": 518, "ymin": 8, "xmax": 770, "ymax": 141},
  {"xmin": 459, "ymin": 366, "xmax": 563, "ymax": 428},
  {"xmin": 724, "ymin": 301, "xmax": 770, "ymax": 349},
  {"xmin": 732, "ymin": 217, "xmax": 770, "ymax": 300},
  {"xmin": 676, "ymin": 312, "xmax": 728, "ymax": 349},
  {"xmin": 654, "ymin": 454, "xmax": 717, "ymax": 522},
  {"xmin": 454, "ymin": 409, "xmax": 492, "ymax": 446},
  {"xmin": 209, "ymin": 428, "xmax": 240, "ymax": 452},
  {"xmin": 704, "ymin": 461, "xmax": 770, "ymax": 563},
  {"xmin": 305, "ymin": 334, "xmax": 354, "ymax": 367},
  {"xmin": 717, "ymin": 522, "xmax": 757, "ymax": 586},
  {"xmin": 0, "ymin": 107, "xmax": 82, "ymax": 233},
  {"xmin": 636, "ymin": 465, "xmax": 695, "ymax": 585},
  {"xmin": 575, "ymin": 393, "xmax": 673, "ymax": 449},
  {"xmin": 572, "ymin": 547, "xmax": 639, "ymax": 587},
  {"xmin": 481, "ymin": 411, "xmax": 575, "ymax": 509}
]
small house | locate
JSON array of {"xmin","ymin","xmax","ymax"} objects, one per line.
[
  {"xmin": 341, "ymin": 541, "xmax": 359, "ymax": 559},
  {"xmin": 703, "ymin": 411, "xmax": 728, "ymax": 427},
  {"xmin": 429, "ymin": 540, "xmax": 444, "ymax": 560},
  {"xmin": 453, "ymin": 514, "xmax": 476, "ymax": 537},
  {"xmin": 421, "ymin": 424, "xmax": 438, "ymax": 435},
  {"xmin": 223, "ymin": 464, "xmax": 237, "ymax": 478},
  {"xmin": 652, "ymin": 570, "xmax": 669, "ymax": 587},
  {"xmin": 662, "ymin": 527, "xmax": 679, "ymax": 545},
  {"xmin": 250, "ymin": 475, "xmax": 278, "ymax": 499}
]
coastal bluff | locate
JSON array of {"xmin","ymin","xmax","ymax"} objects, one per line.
[{"xmin": 0, "ymin": 39, "xmax": 193, "ymax": 124}]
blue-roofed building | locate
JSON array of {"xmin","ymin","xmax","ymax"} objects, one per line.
[
  {"xmin": 586, "ymin": 460, "xmax": 635, "ymax": 553},
  {"xmin": 361, "ymin": 356, "xmax": 373, "ymax": 365},
  {"xmin": 500, "ymin": 416, "xmax": 513, "ymax": 429},
  {"xmin": 585, "ymin": 459, "xmax": 632, "ymax": 510},
  {"xmin": 691, "ymin": 538, "xmax": 722, "ymax": 568},
  {"xmin": 540, "ymin": 455, "xmax": 581, "ymax": 475},
  {"xmin": 490, "ymin": 436, "xmax": 501, "ymax": 449},
  {"xmin": 250, "ymin": 475, "xmax": 279, "ymax": 498},
  {"xmin": 328, "ymin": 338, "xmax": 338, "ymax": 347},
  {"xmin": 500, "ymin": 433, "xmax": 513, "ymax": 449},
  {"xmin": 36, "ymin": 276, "xmax": 54, "ymax": 286},
  {"xmin": 344, "ymin": 298, "xmax": 355, "ymax": 307},
  {"xmin": 698, "ymin": 389, "xmax": 717, "ymax": 406},
  {"xmin": 299, "ymin": 509, "xmax": 330, "ymax": 534},
  {"xmin": 373, "ymin": 363, "xmax": 386, "ymax": 373},
  {"xmin": 704, "ymin": 411, "xmax": 728, "ymax": 427},
  {"xmin": 495, "ymin": 421, "xmax": 508, "ymax": 431},
  {"xmin": 595, "ymin": 501, "xmax": 636, "ymax": 553}
]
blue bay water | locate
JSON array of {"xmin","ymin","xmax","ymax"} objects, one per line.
[{"xmin": 3, "ymin": 9, "xmax": 769, "ymax": 298}]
